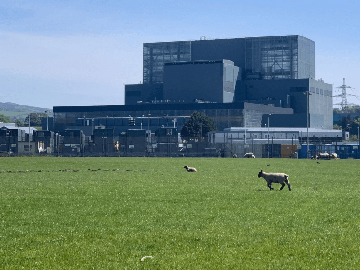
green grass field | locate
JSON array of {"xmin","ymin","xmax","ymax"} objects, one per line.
[
  {"xmin": 1, "ymin": 157, "xmax": 359, "ymax": 269},
  {"xmin": 0, "ymin": 111, "xmax": 29, "ymax": 121}
]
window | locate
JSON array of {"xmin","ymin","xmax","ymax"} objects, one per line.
[
  {"xmin": 290, "ymin": 87, "xmax": 307, "ymax": 92},
  {"xmin": 24, "ymin": 145, "xmax": 33, "ymax": 151}
]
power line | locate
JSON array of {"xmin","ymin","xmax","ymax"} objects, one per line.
[{"xmin": 333, "ymin": 78, "xmax": 358, "ymax": 109}]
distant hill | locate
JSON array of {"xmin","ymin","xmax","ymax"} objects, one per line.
[{"xmin": 0, "ymin": 102, "xmax": 51, "ymax": 121}]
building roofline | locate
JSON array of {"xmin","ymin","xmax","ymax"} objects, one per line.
[
  {"xmin": 53, "ymin": 102, "xmax": 246, "ymax": 113},
  {"xmin": 223, "ymin": 127, "xmax": 341, "ymax": 133},
  {"xmin": 143, "ymin": 35, "xmax": 312, "ymax": 45}
]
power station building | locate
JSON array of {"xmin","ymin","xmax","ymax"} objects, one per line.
[{"xmin": 54, "ymin": 35, "xmax": 333, "ymax": 135}]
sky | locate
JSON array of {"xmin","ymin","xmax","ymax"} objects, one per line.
[{"xmin": 0, "ymin": 0, "xmax": 359, "ymax": 110}]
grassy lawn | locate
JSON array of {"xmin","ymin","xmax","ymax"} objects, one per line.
[{"xmin": 1, "ymin": 157, "xmax": 359, "ymax": 269}]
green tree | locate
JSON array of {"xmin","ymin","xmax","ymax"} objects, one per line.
[
  {"xmin": 25, "ymin": 113, "xmax": 47, "ymax": 126},
  {"xmin": 349, "ymin": 135, "xmax": 359, "ymax": 142},
  {"xmin": 333, "ymin": 108, "xmax": 341, "ymax": 114},
  {"xmin": 181, "ymin": 111, "xmax": 217, "ymax": 140},
  {"xmin": 341, "ymin": 115, "xmax": 351, "ymax": 130},
  {"xmin": 334, "ymin": 105, "xmax": 360, "ymax": 114},
  {"xmin": 0, "ymin": 114, "xmax": 12, "ymax": 123},
  {"xmin": 340, "ymin": 115, "xmax": 360, "ymax": 138},
  {"xmin": 15, "ymin": 119, "xmax": 24, "ymax": 127}
]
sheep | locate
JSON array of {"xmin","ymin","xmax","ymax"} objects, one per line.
[
  {"xmin": 313, "ymin": 153, "xmax": 338, "ymax": 160},
  {"xmin": 244, "ymin": 152, "xmax": 255, "ymax": 158},
  {"xmin": 317, "ymin": 153, "xmax": 330, "ymax": 160},
  {"xmin": 257, "ymin": 170, "xmax": 291, "ymax": 191},
  {"xmin": 184, "ymin": 166, "xmax": 197, "ymax": 172}
]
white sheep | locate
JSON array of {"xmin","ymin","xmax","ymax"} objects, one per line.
[
  {"xmin": 184, "ymin": 166, "xmax": 197, "ymax": 172},
  {"xmin": 258, "ymin": 170, "xmax": 291, "ymax": 191},
  {"xmin": 244, "ymin": 152, "xmax": 255, "ymax": 158},
  {"xmin": 317, "ymin": 153, "xmax": 330, "ymax": 160}
]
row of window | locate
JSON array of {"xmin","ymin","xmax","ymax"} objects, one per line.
[
  {"xmin": 226, "ymin": 133, "xmax": 299, "ymax": 139},
  {"xmin": 310, "ymin": 87, "xmax": 332, "ymax": 96}
]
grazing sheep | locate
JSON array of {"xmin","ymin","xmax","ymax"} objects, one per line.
[
  {"xmin": 257, "ymin": 170, "xmax": 291, "ymax": 191},
  {"xmin": 317, "ymin": 153, "xmax": 330, "ymax": 160},
  {"xmin": 244, "ymin": 152, "xmax": 255, "ymax": 158},
  {"xmin": 184, "ymin": 166, "xmax": 197, "ymax": 172}
]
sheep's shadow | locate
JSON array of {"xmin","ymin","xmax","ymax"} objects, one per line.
[{"xmin": 256, "ymin": 189, "xmax": 283, "ymax": 192}]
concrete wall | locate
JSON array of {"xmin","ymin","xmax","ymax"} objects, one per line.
[
  {"xmin": 309, "ymin": 79, "xmax": 333, "ymax": 129},
  {"xmin": 298, "ymin": 36, "xmax": 316, "ymax": 79}
]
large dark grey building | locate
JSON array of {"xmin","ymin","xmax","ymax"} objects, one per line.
[
  {"xmin": 124, "ymin": 35, "xmax": 331, "ymax": 129},
  {"xmin": 51, "ymin": 35, "xmax": 333, "ymax": 143},
  {"xmin": 141, "ymin": 35, "xmax": 314, "ymax": 85}
]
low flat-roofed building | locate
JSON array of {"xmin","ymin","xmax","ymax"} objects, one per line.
[
  {"xmin": 209, "ymin": 127, "xmax": 342, "ymax": 145},
  {"xmin": 53, "ymin": 102, "xmax": 293, "ymax": 135}
]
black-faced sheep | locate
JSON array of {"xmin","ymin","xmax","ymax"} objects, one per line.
[
  {"xmin": 184, "ymin": 166, "xmax": 197, "ymax": 172},
  {"xmin": 258, "ymin": 170, "xmax": 291, "ymax": 191}
]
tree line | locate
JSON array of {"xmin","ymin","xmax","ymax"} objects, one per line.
[
  {"xmin": 333, "ymin": 106, "xmax": 360, "ymax": 141},
  {"xmin": 333, "ymin": 105, "xmax": 360, "ymax": 114},
  {"xmin": 333, "ymin": 115, "xmax": 360, "ymax": 141},
  {"xmin": 0, "ymin": 113, "xmax": 48, "ymax": 127}
]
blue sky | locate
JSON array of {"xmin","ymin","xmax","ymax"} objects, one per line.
[{"xmin": 0, "ymin": 0, "xmax": 359, "ymax": 109}]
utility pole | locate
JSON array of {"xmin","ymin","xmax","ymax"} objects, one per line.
[
  {"xmin": 307, "ymin": 92, "xmax": 309, "ymax": 158},
  {"xmin": 267, "ymin": 114, "xmax": 271, "ymax": 158},
  {"xmin": 304, "ymin": 91, "xmax": 311, "ymax": 159},
  {"xmin": 358, "ymin": 127, "xmax": 359, "ymax": 158},
  {"xmin": 28, "ymin": 114, "xmax": 31, "ymax": 154},
  {"xmin": 45, "ymin": 110, "xmax": 50, "ymax": 131}
]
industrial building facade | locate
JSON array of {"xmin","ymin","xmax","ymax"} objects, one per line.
[
  {"xmin": 49, "ymin": 35, "xmax": 336, "ymax": 157},
  {"xmin": 125, "ymin": 35, "xmax": 331, "ymax": 129},
  {"xmin": 53, "ymin": 102, "xmax": 293, "ymax": 135},
  {"xmin": 142, "ymin": 35, "xmax": 315, "ymax": 85}
]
